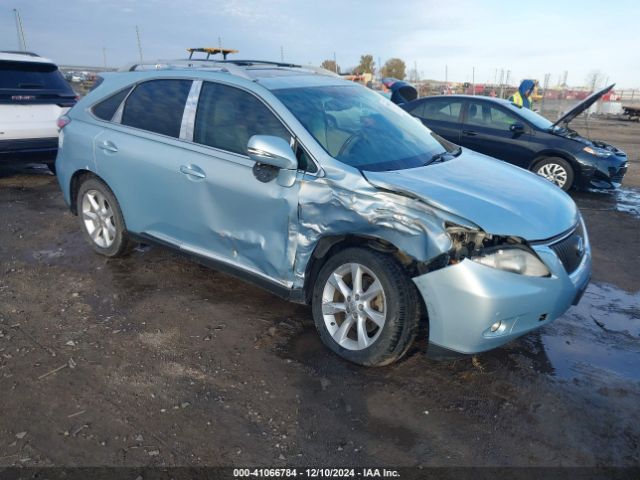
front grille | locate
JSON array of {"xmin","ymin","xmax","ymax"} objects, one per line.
[{"xmin": 550, "ymin": 223, "xmax": 585, "ymax": 274}]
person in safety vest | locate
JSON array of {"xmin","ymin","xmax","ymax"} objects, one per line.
[{"xmin": 510, "ymin": 79, "xmax": 535, "ymax": 109}]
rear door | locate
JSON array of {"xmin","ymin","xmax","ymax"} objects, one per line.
[
  {"xmin": 93, "ymin": 78, "xmax": 195, "ymax": 241},
  {"xmin": 405, "ymin": 98, "xmax": 463, "ymax": 143},
  {"xmin": 460, "ymin": 100, "xmax": 535, "ymax": 167},
  {"xmin": 0, "ymin": 60, "xmax": 76, "ymax": 142}
]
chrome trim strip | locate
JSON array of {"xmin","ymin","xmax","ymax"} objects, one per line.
[{"xmin": 179, "ymin": 80, "xmax": 201, "ymax": 141}]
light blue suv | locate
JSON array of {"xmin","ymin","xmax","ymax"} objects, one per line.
[{"xmin": 55, "ymin": 60, "xmax": 591, "ymax": 366}]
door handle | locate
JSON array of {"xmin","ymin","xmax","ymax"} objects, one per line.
[
  {"xmin": 462, "ymin": 130, "xmax": 478, "ymax": 136},
  {"xmin": 179, "ymin": 164, "xmax": 206, "ymax": 179},
  {"xmin": 98, "ymin": 140, "xmax": 118, "ymax": 153}
]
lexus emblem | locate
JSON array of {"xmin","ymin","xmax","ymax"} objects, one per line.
[{"xmin": 576, "ymin": 236, "xmax": 585, "ymax": 257}]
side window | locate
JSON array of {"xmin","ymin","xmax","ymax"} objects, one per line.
[
  {"xmin": 421, "ymin": 99, "xmax": 463, "ymax": 122},
  {"xmin": 405, "ymin": 102, "xmax": 425, "ymax": 117},
  {"xmin": 194, "ymin": 82, "xmax": 291, "ymax": 156},
  {"xmin": 467, "ymin": 102, "xmax": 519, "ymax": 130},
  {"xmin": 295, "ymin": 144, "xmax": 318, "ymax": 174},
  {"xmin": 92, "ymin": 88, "xmax": 130, "ymax": 121},
  {"xmin": 121, "ymin": 79, "xmax": 192, "ymax": 138}
]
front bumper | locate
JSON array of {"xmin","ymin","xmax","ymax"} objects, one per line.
[
  {"xmin": 576, "ymin": 155, "xmax": 628, "ymax": 190},
  {"xmin": 413, "ymin": 224, "xmax": 592, "ymax": 355}
]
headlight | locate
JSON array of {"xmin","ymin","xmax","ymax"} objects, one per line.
[
  {"xmin": 583, "ymin": 146, "xmax": 612, "ymax": 157},
  {"xmin": 471, "ymin": 246, "xmax": 550, "ymax": 277}
]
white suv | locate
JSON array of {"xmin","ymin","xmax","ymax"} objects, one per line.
[{"xmin": 0, "ymin": 51, "xmax": 76, "ymax": 172}]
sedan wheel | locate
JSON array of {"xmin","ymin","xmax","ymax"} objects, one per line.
[
  {"xmin": 534, "ymin": 157, "xmax": 574, "ymax": 191},
  {"xmin": 321, "ymin": 262, "xmax": 387, "ymax": 351},
  {"xmin": 537, "ymin": 163, "xmax": 568, "ymax": 188}
]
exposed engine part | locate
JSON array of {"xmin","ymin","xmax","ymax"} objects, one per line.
[{"xmin": 445, "ymin": 224, "xmax": 524, "ymax": 263}]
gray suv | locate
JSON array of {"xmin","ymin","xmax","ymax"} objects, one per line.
[{"xmin": 55, "ymin": 60, "xmax": 591, "ymax": 366}]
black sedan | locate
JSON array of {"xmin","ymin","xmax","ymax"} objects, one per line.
[{"xmin": 400, "ymin": 85, "xmax": 628, "ymax": 191}]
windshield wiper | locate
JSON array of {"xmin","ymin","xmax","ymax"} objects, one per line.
[{"xmin": 424, "ymin": 147, "xmax": 462, "ymax": 166}]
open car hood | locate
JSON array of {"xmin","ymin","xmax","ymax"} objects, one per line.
[
  {"xmin": 362, "ymin": 150, "xmax": 579, "ymax": 241},
  {"xmin": 552, "ymin": 83, "xmax": 615, "ymax": 127},
  {"xmin": 382, "ymin": 78, "xmax": 418, "ymax": 105}
]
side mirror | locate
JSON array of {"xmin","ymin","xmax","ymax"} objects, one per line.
[
  {"xmin": 509, "ymin": 123, "xmax": 525, "ymax": 134},
  {"xmin": 247, "ymin": 135, "xmax": 297, "ymax": 170}
]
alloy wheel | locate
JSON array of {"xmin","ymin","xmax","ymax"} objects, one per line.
[
  {"xmin": 321, "ymin": 262, "xmax": 387, "ymax": 351},
  {"xmin": 81, "ymin": 189, "xmax": 116, "ymax": 248},
  {"xmin": 537, "ymin": 163, "xmax": 568, "ymax": 188}
]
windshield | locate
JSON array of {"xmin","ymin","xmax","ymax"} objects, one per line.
[
  {"xmin": 273, "ymin": 84, "xmax": 455, "ymax": 172},
  {"xmin": 506, "ymin": 103, "xmax": 554, "ymax": 130}
]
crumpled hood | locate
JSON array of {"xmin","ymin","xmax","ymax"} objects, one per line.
[{"xmin": 363, "ymin": 150, "xmax": 579, "ymax": 241}]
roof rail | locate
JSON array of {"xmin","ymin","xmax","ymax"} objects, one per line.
[
  {"xmin": 1, "ymin": 50, "xmax": 40, "ymax": 57},
  {"xmin": 116, "ymin": 58, "xmax": 339, "ymax": 80},
  {"xmin": 117, "ymin": 59, "xmax": 253, "ymax": 80}
]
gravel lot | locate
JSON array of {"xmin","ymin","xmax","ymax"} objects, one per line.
[{"xmin": 0, "ymin": 117, "xmax": 639, "ymax": 467}]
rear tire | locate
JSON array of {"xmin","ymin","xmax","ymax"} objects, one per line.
[
  {"xmin": 533, "ymin": 157, "xmax": 574, "ymax": 191},
  {"xmin": 311, "ymin": 247, "xmax": 421, "ymax": 366},
  {"xmin": 76, "ymin": 177, "xmax": 133, "ymax": 257}
]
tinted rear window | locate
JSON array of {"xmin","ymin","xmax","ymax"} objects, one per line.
[
  {"xmin": 92, "ymin": 88, "xmax": 130, "ymax": 121},
  {"xmin": 121, "ymin": 80, "xmax": 192, "ymax": 138},
  {"xmin": 0, "ymin": 60, "xmax": 72, "ymax": 92}
]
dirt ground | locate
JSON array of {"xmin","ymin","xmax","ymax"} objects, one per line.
[{"xmin": 0, "ymin": 118, "xmax": 639, "ymax": 468}]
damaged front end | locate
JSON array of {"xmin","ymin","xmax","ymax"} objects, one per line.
[{"xmin": 413, "ymin": 220, "xmax": 591, "ymax": 356}]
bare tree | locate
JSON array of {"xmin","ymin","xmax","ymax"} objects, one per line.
[
  {"xmin": 585, "ymin": 70, "xmax": 605, "ymax": 92},
  {"xmin": 320, "ymin": 59, "xmax": 340, "ymax": 74}
]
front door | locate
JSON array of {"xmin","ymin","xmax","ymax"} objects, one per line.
[
  {"xmin": 460, "ymin": 100, "xmax": 535, "ymax": 168},
  {"xmin": 172, "ymin": 81, "xmax": 301, "ymax": 285}
]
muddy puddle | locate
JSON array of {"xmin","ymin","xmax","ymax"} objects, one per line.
[
  {"xmin": 283, "ymin": 282, "xmax": 640, "ymax": 387},
  {"xmin": 574, "ymin": 187, "xmax": 640, "ymax": 218}
]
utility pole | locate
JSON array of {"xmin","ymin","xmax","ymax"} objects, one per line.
[
  {"xmin": 472, "ymin": 66, "xmax": 475, "ymax": 95},
  {"xmin": 135, "ymin": 25, "xmax": 144, "ymax": 65},
  {"xmin": 541, "ymin": 73, "xmax": 550, "ymax": 112},
  {"xmin": 377, "ymin": 56, "xmax": 381, "ymax": 80},
  {"xmin": 333, "ymin": 51, "xmax": 337, "ymax": 73},
  {"xmin": 499, "ymin": 69, "xmax": 505, "ymax": 98},
  {"xmin": 13, "ymin": 9, "xmax": 27, "ymax": 51},
  {"xmin": 102, "ymin": 47, "xmax": 107, "ymax": 69},
  {"xmin": 445, "ymin": 64, "xmax": 448, "ymax": 84},
  {"xmin": 218, "ymin": 36, "xmax": 222, "ymax": 49}
]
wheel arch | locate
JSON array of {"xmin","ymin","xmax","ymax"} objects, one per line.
[
  {"xmin": 529, "ymin": 150, "xmax": 578, "ymax": 171},
  {"xmin": 301, "ymin": 234, "xmax": 422, "ymax": 305},
  {"xmin": 69, "ymin": 169, "xmax": 108, "ymax": 215}
]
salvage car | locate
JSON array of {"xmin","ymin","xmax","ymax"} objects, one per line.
[
  {"xmin": 0, "ymin": 51, "xmax": 77, "ymax": 173},
  {"xmin": 55, "ymin": 60, "xmax": 591, "ymax": 366},
  {"xmin": 401, "ymin": 85, "xmax": 627, "ymax": 191}
]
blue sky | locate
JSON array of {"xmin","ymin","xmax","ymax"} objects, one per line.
[{"xmin": 1, "ymin": 0, "xmax": 639, "ymax": 88}]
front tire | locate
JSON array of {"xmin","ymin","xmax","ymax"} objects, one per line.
[
  {"xmin": 533, "ymin": 157, "xmax": 574, "ymax": 191},
  {"xmin": 76, "ymin": 177, "xmax": 133, "ymax": 257},
  {"xmin": 311, "ymin": 247, "xmax": 421, "ymax": 366}
]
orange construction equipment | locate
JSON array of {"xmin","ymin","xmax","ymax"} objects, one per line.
[{"xmin": 187, "ymin": 47, "xmax": 239, "ymax": 60}]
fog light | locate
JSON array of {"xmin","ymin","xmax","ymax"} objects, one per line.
[{"xmin": 490, "ymin": 321, "xmax": 502, "ymax": 333}]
